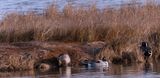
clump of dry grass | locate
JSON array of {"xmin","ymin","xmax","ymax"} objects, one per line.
[
  {"xmin": 0, "ymin": 50, "xmax": 36, "ymax": 72},
  {"xmin": 96, "ymin": 43, "xmax": 145, "ymax": 64}
]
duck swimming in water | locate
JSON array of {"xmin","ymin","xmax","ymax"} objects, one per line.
[
  {"xmin": 95, "ymin": 57, "xmax": 109, "ymax": 67},
  {"xmin": 81, "ymin": 57, "xmax": 109, "ymax": 68}
]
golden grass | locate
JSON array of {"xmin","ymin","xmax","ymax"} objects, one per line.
[
  {"xmin": 0, "ymin": 2, "xmax": 160, "ymax": 65},
  {"xmin": 0, "ymin": 3, "xmax": 159, "ymax": 43}
]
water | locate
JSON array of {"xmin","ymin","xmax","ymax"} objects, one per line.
[
  {"xmin": 1, "ymin": 62, "xmax": 160, "ymax": 78},
  {"xmin": 0, "ymin": 0, "xmax": 160, "ymax": 19},
  {"xmin": 0, "ymin": 0, "xmax": 53, "ymax": 19}
]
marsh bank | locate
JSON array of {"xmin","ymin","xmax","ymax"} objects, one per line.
[{"xmin": 0, "ymin": 41, "xmax": 159, "ymax": 72}]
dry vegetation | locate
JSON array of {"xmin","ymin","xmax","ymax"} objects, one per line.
[
  {"xmin": 1, "ymin": 3, "xmax": 160, "ymax": 43},
  {"xmin": 0, "ymin": 42, "xmax": 93, "ymax": 71},
  {"xmin": 0, "ymin": 1, "xmax": 160, "ymax": 71}
]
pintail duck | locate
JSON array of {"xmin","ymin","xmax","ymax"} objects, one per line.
[
  {"xmin": 95, "ymin": 57, "xmax": 109, "ymax": 67},
  {"xmin": 82, "ymin": 57, "xmax": 109, "ymax": 68}
]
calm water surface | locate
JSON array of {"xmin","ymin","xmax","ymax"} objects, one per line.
[{"xmin": 1, "ymin": 62, "xmax": 160, "ymax": 78}]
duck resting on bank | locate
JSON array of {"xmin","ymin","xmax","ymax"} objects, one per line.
[
  {"xmin": 140, "ymin": 42, "xmax": 152, "ymax": 61},
  {"xmin": 36, "ymin": 53, "xmax": 71, "ymax": 72},
  {"xmin": 58, "ymin": 53, "xmax": 71, "ymax": 67}
]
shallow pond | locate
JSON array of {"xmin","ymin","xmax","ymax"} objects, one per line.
[{"xmin": 1, "ymin": 62, "xmax": 160, "ymax": 78}]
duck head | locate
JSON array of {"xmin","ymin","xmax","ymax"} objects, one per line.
[{"xmin": 141, "ymin": 42, "xmax": 148, "ymax": 47}]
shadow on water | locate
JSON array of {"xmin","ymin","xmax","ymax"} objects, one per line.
[
  {"xmin": 0, "ymin": 62, "xmax": 160, "ymax": 78},
  {"xmin": 34, "ymin": 67, "xmax": 72, "ymax": 78}
]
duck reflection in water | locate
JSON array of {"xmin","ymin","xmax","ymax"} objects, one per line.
[
  {"xmin": 143, "ymin": 62, "xmax": 153, "ymax": 73},
  {"xmin": 59, "ymin": 67, "xmax": 71, "ymax": 78}
]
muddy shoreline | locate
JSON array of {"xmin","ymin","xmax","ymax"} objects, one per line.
[
  {"xmin": 0, "ymin": 41, "xmax": 105, "ymax": 72},
  {"xmin": 0, "ymin": 41, "xmax": 158, "ymax": 72}
]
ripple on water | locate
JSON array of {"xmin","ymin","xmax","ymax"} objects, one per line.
[{"xmin": 0, "ymin": 63, "xmax": 160, "ymax": 78}]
